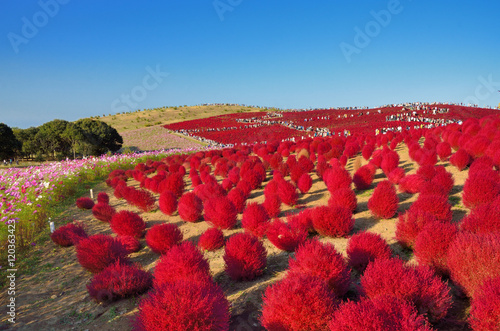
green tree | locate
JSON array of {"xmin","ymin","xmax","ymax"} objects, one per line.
[
  {"xmin": 13, "ymin": 127, "xmax": 39, "ymax": 159},
  {"xmin": 73, "ymin": 119, "xmax": 123, "ymax": 156},
  {"xmin": 0, "ymin": 123, "xmax": 21, "ymax": 160},
  {"xmin": 34, "ymin": 119, "xmax": 71, "ymax": 158}
]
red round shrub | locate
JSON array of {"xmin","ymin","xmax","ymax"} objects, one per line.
[
  {"xmin": 198, "ymin": 228, "xmax": 225, "ymax": 251},
  {"xmin": 410, "ymin": 193, "xmax": 452, "ymax": 222},
  {"xmin": 414, "ymin": 221, "xmax": 458, "ymax": 275},
  {"xmin": 263, "ymin": 194, "xmax": 281, "ymax": 218},
  {"xmin": 127, "ymin": 188, "xmax": 156, "ymax": 212},
  {"xmin": 450, "ymin": 149, "xmax": 472, "ymax": 171},
  {"xmin": 447, "ymin": 232, "xmax": 500, "ymax": 298},
  {"xmin": 263, "ymin": 179, "xmax": 279, "ymax": 198},
  {"xmin": 162, "ymin": 172, "xmax": 185, "ymax": 197},
  {"xmin": 223, "ymin": 233, "xmax": 267, "ymax": 281},
  {"xmin": 51, "ymin": 222, "xmax": 87, "ymax": 247},
  {"xmin": 353, "ymin": 165, "xmax": 374, "ymax": 191},
  {"xmin": 398, "ymin": 174, "xmax": 426, "ymax": 194},
  {"xmin": 361, "ymin": 258, "xmax": 452, "ymax": 323},
  {"xmin": 178, "ymin": 192, "xmax": 203, "ymax": 223},
  {"xmin": 328, "ymin": 188, "xmax": 357, "ymax": 212},
  {"xmin": 388, "ymin": 167, "xmax": 405, "ymax": 184},
  {"xmin": 460, "ymin": 201, "xmax": 500, "ymax": 234},
  {"xmin": 236, "ymin": 179, "xmax": 252, "ymax": 197},
  {"xmin": 261, "ymin": 273, "xmax": 338, "ymax": 331},
  {"xmin": 329, "ymin": 296, "xmax": 433, "ymax": 331},
  {"xmin": 204, "ymin": 196, "xmax": 237, "ymax": 230},
  {"xmin": 91, "ymin": 202, "xmax": 116, "ymax": 223},
  {"xmin": 154, "ymin": 241, "xmax": 211, "ymax": 287},
  {"xmin": 297, "ymin": 173, "xmax": 313, "ymax": 194},
  {"xmin": 381, "ymin": 150, "xmax": 399, "ymax": 175},
  {"xmin": 134, "ymin": 280, "xmax": 230, "ymax": 331},
  {"xmin": 159, "ymin": 190, "xmax": 178, "ymax": 216},
  {"xmin": 227, "ymin": 187, "xmax": 246, "ymax": 214},
  {"xmin": 311, "ymin": 205, "xmax": 354, "ymax": 238},
  {"xmin": 431, "ymin": 169, "xmax": 454, "ymax": 194},
  {"xmin": 396, "ymin": 209, "xmax": 439, "ymax": 248},
  {"xmin": 87, "ymin": 262, "xmax": 152, "ymax": 303},
  {"xmin": 289, "ymin": 208, "xmax": 315, "ymax": 233},
  {"xmin": 266, "ymin": 218, "xmax": 308, "ymax": 252},
  {"xmin": 436, "ymin": 141, "xmax": 452, "ymax": 161},
  {"xmin": 368, "ymin": 180, "xmax": 399, "ymax": 219},
  {"xmin": 288, "ymin": 239, "xmax": 351, "ymax": 297},
  {"xmin": 76, "ymin": 197, "xmax": 95, "ymax": 210},
  {"xmin": 76, "ymin": 234, "xmax": 129, "ymax": 273},
  {"xmin": 110, "ymin": 210, "xmax": 146, "ymax": 238},
  {"xmin": 241, "ymin": 202, "xmax": 270, "ymax": 238},
  {"xmin": 116, "ymin": 235, "xmax": 141, "ymax": 253},
  {"xmin": 462, "ymin": 170, "xmax": 500, "ymax": 209},
  {"xmin": 362, "ymin": 144, "xmax": 375, "ymax": 160},
  {"xmin": 325, "ymin": 166, "xmax": 353, "ymax": 191},
  {"xmin": 95, "ymin": 192, "xmax": 109, "ymax": 205},
  {"xmin": 277, "ymin": 180, "xmax": 299, "ymax": 206},
  {"xmin": 145, "ymin": 223, "xmax": 183, "ymax": 255},
  {"xmin": 346, "ymin": 231, "xmax": 392, "ymax": 273},
  {"xmin": 469, "ymin": 277, "xmax": 500, "ymax": 331}
]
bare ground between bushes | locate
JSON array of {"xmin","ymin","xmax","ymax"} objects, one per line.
[{"xmin": 0, "ymin": 144, "xmax": 471, "ymax": 331}]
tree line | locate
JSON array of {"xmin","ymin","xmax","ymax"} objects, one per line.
[{"xmin": 0, "ymin": 119, "xmax": 123, "ymax": 161}]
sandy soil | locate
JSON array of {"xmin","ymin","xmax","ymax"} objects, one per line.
[{"xmin": 0, "ymin": 142, "xmax": 472, "ymax": 331}]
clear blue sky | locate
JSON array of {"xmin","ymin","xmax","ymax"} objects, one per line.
[{"xmin": 1, "ymin": 0, "xmax": 499, "ymax": 128}]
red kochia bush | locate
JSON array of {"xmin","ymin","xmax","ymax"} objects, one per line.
[
  {"xmin": 352, "ymin": 165, "xmax": 375, "ymax": 191},
  {"xmin": 92, "ymin": 202, "xmax": 116, "ymax": 223},
  {"xmin": 76, "ymin": 197, "xmax": 95, "ymax": 210},
  {"xmin": 398, "ymin": 174, "xmax": 426, "ymax": 194},
  {"xmin": 361, "ymin": 258, "xmax": 452, "ymax": 323},
  {"xmin": 460, "ymin": 201, "xmax": 500, "ymax": 234},
  {"xmin": 159, "ymin": 190, "xmax": 178, "ymax": 216},
  {"xmin": 328, "ymin": 188, "xmax": 357, "ymax": 212},
  {"xmin": 325, "ymin": 166, "xmax": 352, "ymax": 191},
  {"xmin": 162, "ymin": 172, "xmax": 185, "ymax": 197},
  {"xmin": 241, "ymin": 202, "xmax": 270, "ymax": 238},
  {"xmin": 388, "ymin": 167, "xmax": 405, "ymax": 184},
  {"xmin": 97, "ymin": 192, "xmax": 109, "ymax": 204},
  {"xmin": 154, "ymin": 241, "xmax": 211, "ymax": 287},
  {"xmin": 346, "ymin": 231, "xmax": 392, "ymax": 273},
  {"xmin": 87, "ymin": 262, "xmax": 152, "ymax": 303},
  {"xmin": 436, "ymin": 141, "xmax": 452, "ymax": 161},
  {"xmin": 328, "ymin": 296, "xmax": 433, "ymax": 331},
  {"xmin": 145, "ymin": 223, "xmax": 183, "ymax": 255},
  {"xmin": 110, "ymin": 210, "xmax": 146, "ymax": 238},
  {"xmin": 261, "ymin": 273, "xmax": 338, "ymax": 331},
  {"xmin": 198, "ymin": 228, "xmax": 225, "ymax": 251},
  {"xmin": 311, "ymin": 205, "xmax": 354, "ymax": 238},
  {"xmin": 266, "ymin": 218, "xmax": 308, "ymax": 252},
  {"xmin": 223, "ymin": 233, "xmax": 267, "ymax": 281},
  {"xmin": 462, "ymin": 170, "xmax": 500, "ymax": 209},
  {"xmin": 414, "ymin": 221, "xmax": 458, "ymax": 275},
  {"xmin": 288, "ymin": 239, "xmax": 351, "ymax": 297},
  {"xmin": 134, "ymin": 280, "xmax": 230, "ymax": 331},
  {"xmin": 116, "ymin": 235, "xmax": 141, "ymax": 253},
  {"xmin": 396, "ymin": 209, "xmax": 439, "ymax": 248},
  {"xmin": 277, "ymin": 179, "xmax": 299, "ymax": 206},
  {"xmin": 76, "ymin": 235, "xmax": 129, "ymax": 273},
  {"xmin": 263, "ymin": 194, "xmax": 281, "ymax": 218},
  {"xmin": 447, "ymin": 232, "xmax": 500, "ymax": 298},
  {"xmin": 297, "ymin": 173, "xmax": 313, "ymax": 194},
  {"xmin": 51, "ymin": 222, "xmax": 87, "ymax": 247},
  {"xmin": 227, "ymin": 187, "xmax": 246, "ymax": 214},
  {"xmin": 380, "ymin": 150, "xmax": 399, "ymax": 175},
  {"xmin": 128, "ymin": 188, "xmax": 156, "ymax": 212},
  {"xmin": 450, "ymin": 148, "xmax": 472, "ymax": 171},
  {"xmin": 204, "ymin": 196, "xmax": 237, "ymax": 230},
  {"xmin": 178, "ymin": 192, "xmax": 203, "ymax": 223},
  {"xmin": 368, "ymin": 180, "xmax": 399, "ymax": 219},
  {"xmin": 468, "ymin": 277, "xmax": 500, "ymax": 331},
  {"xmin": 410, "ymin": 194, "xmax": 453, "ymax": 223}
]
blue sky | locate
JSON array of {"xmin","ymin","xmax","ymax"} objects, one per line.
[{"xmin": 1, "ymin": 0, "xmax": 499, "ymax": 128}]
